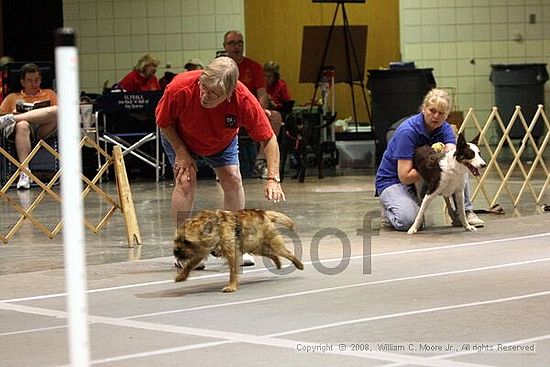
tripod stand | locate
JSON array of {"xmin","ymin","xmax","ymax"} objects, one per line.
[{"xmin": 310, "ymin": 1, "xmax": 370, "ymax": 130}]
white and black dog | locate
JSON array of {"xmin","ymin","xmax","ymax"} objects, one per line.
[{"xmin": 407, "ymin": 133, "xmax": 486, "ymax": 235}]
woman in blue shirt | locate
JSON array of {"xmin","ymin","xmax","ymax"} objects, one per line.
[{"xmin": 375, "ymin": 88, "xmax": 484, "ymax": 231}]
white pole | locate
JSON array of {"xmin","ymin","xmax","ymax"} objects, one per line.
[{"xmin": 55, "ymin": 28, "xmax": 90, "ymax": 367}]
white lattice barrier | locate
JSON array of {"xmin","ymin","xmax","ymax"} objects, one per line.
[
  {"xmin": 458, "ymin": 105, "xmax": 550, "ymax": 208},
  {"xmin": 0, "ymin": 137, "xmax": 141, "ymax": 247}
]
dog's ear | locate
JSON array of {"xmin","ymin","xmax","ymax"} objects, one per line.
[
  {"xmin": 470, "ymin": 133, "xmax": 480, "ymax": 146},
  {"xmin": 457, "ymin": 132, "xmax": 467, "ymax": 148}
]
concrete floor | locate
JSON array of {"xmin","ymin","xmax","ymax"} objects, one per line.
[{"xmin": 1, "ymin": 171, "xmax": 550, "ymax": 367}]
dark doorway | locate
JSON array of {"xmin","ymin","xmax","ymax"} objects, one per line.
[{"xmin": 1, "ymin": 0, "xmax": 63, "ymax": 62}]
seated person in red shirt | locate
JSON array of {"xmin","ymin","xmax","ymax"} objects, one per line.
[
  {"xmin": 119, "ymin": 54, "xmax": 161, "ymax": 92},
  {"xmin": 264, "ymin": 60, "xmax": 292, "ymax": 130}
]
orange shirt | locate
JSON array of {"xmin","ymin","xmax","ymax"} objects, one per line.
[{"xmin": 0, "ymin": 89, "xmax": 58, "ymax": 113}]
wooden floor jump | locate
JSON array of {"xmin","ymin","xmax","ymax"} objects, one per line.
[{"xmin": 0, "ymin": 136, "xmax": 141, "ymax": 247}]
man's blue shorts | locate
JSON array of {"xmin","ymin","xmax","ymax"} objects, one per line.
[{"xmin": 160, "ymin": 134, "xmax": 240, "ymax": 168}]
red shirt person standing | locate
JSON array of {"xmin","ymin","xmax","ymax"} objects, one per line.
[{"xmin": 155, "ymin": 57, "xmax": 285, "ymax": 233}]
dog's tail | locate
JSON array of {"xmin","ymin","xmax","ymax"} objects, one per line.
[{"xmin": 265, "ymin": 211, "xmax": 294, "ymax": 230}]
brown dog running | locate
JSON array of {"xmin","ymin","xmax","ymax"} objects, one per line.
[{"xmin": 173, "ymin": 209, "xmax": 304, "ymax": 292}]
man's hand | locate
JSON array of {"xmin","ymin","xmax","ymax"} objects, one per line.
[
  {"xmin": 264, "ymin": 179, "xmax": 285, "ymax": 204},
  {"xmin": 173, "ymin": 152, "xmax": 197, "ymax": 183}
]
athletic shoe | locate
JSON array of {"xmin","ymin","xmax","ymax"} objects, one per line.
[
  {"xmin": 0, "ymin": 114, "xmax": 16, "ymax": 129},
  {"xmin": 466, "ymin": 210, "xmax": 484, "ymax": 227},
  {"xmin": 16, "ymin": 172, "xmax": 31, "ymax": 190},
  {"xmin": 452, "ymin": 210, "xmax": 484, "ymax": 227},
  {"xmin": 242, "ymin": 253, "xmax": 255, "ymax": 266}
]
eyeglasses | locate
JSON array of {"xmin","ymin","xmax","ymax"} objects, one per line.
[
  {"xmin": 225, "ymin": 40, "xmax": 244, "ymax": 47},
  {"xmin": 198, "ymin": 80, "xmax": 223, "ymax": 99}
]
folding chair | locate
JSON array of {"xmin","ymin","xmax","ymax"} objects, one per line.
[{"xmin": 98, "ymin": 91, "xmax": 165, "ymax": 181}]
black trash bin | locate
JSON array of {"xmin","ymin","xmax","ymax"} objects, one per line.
[
  {"xmin": 367, "ymin": 68, "xmax": 436, "ymax": 165},
  {"xmin": 490, "ymin": 63, "xmax": 548, "ymax": 140}
]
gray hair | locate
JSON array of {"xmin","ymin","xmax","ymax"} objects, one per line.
[
  {"xmin": 223, "ymin": 30, "xmax": 243, "ymax": 44},
  {"xmin": 199, "ymin": 56, "xmax": 239, "ymax": 96},
  {"xmin": 422, "ymin": 88, "xmax": 452, "ymax": 115}
]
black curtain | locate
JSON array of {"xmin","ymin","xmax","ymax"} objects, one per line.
[{"xmin": 2, "ymin": 0, "xmax": 63, "ymax": 62}]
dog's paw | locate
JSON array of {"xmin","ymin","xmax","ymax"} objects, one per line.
[
  {"xmin": 465, "ymin": 225, "xmax": 477, "ymax": 232},
  {"xmin": 222, "ymin": 285, "xmax": 237, "ymax": 293},
  {"xmin": 175, "ymin": 273, "xmax": 187, "ymax": 282},
  {"xmin": 407, "ymin": 227, "xmax": 418, "ymax": 235}
]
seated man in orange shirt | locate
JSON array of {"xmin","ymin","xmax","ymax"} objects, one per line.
[
  {"xmin": 0, "ymin": 106, "xmax": 58, "ymax": 189},
  {"xmin": 1, "ymin": 63, "xmax": 58, "ymax": 190},
  {"xmin": 0, "ymin": 63, "xmax": 57, "ymax": 113}
]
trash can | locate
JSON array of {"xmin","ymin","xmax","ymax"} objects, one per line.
[
  {"xmin": 490, "ymin": 63, "xmax": 548, "ymax": 140},
  {"xmin": 367, "ymin": 68, "xmax": 436, "ymax": 165}
]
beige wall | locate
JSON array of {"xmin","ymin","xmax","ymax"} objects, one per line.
[
  {"xmin": 401, "ymin": 0, "xmax": 550, "ymax": 134},
  {"xmin": 63, "ymin": 0, "xmax": 400, "ymax": 123},
  {"xmin": 63, "ymin": 0, "xmax": 245, "ymax": 93},
  {"xmin": 245, "ymin": 0, "xmax": 401, "ymax": 123}
]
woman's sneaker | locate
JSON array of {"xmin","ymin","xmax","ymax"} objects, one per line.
[
  {"xmin": 452, "ymin": 210, "xmax": 484, "ymax": 227},
  {"xmin": 17, "ymin": 172, "xmax": 31, "ymax": 190},
  {"xmin": 466, "ymin": 210, "xmax": 484, "ymax": 227}
]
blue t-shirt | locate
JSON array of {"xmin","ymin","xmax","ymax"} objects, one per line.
[{"xmin": 375, "ymin": 112, "xmax": 457, "ymax": 195}]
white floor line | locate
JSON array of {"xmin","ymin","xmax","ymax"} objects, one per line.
[
  {"xmin": 2, "ymin": 231, "xmax": 549, "ymax": 304},
  {"xmin": 3, "ymin": 256, "xmax": 549, "ymax": 340},
  {"xmin": 8, "ymin": 291, "xmax": 549, "ymax": 367},
  {"xmin": 0, "ymin": 324, "xmax": 67, "ymax": 337},
  {"xmin": 380, "ymin": 334, "xmax": 550, "ymax": 367},
  {"xmin": 2, "ymin": 290, "xmax": 549, "ymax": 366},
  {"xmin": 266, "ymin": 290, "xmax": 550, "ymax": 338},
  {"xmin": 127, "ymin": 257, "xmax": 550, "ymax": 320},
  {"xmin": 63, "ymin": 308, "xmax": 493, "ymax": 367}
]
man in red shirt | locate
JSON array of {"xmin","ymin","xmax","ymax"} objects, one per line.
[
  {"xmin": 223, "ymin": 30, "xmax": 280, "ymax": 178},
  {"xmin": 156, "ymin": 57, "xmax": 285, "ymax": 266},
  {"xmin": 223, "ymin": 31, "xmax": 268, "ymax": 108}
]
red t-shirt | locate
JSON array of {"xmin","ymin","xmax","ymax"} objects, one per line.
[
  {"xmin": 155, "ymin": 70, "xmax": 273, "ymax": 156},
  {"xmin": 267, "ymin": 79, "xmax": 292, "ymax": 110},
  {"xmin": 236, "ymin": 57, "xmax": 265, "ymax": 97},
  {"xmin": 120, "ymin": 69, "xmax": 160, "ymax": 91}
]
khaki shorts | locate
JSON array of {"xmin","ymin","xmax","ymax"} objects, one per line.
[{"xmin": 2, "ymin": 119, "xmax": 44, "ymax": 144}]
